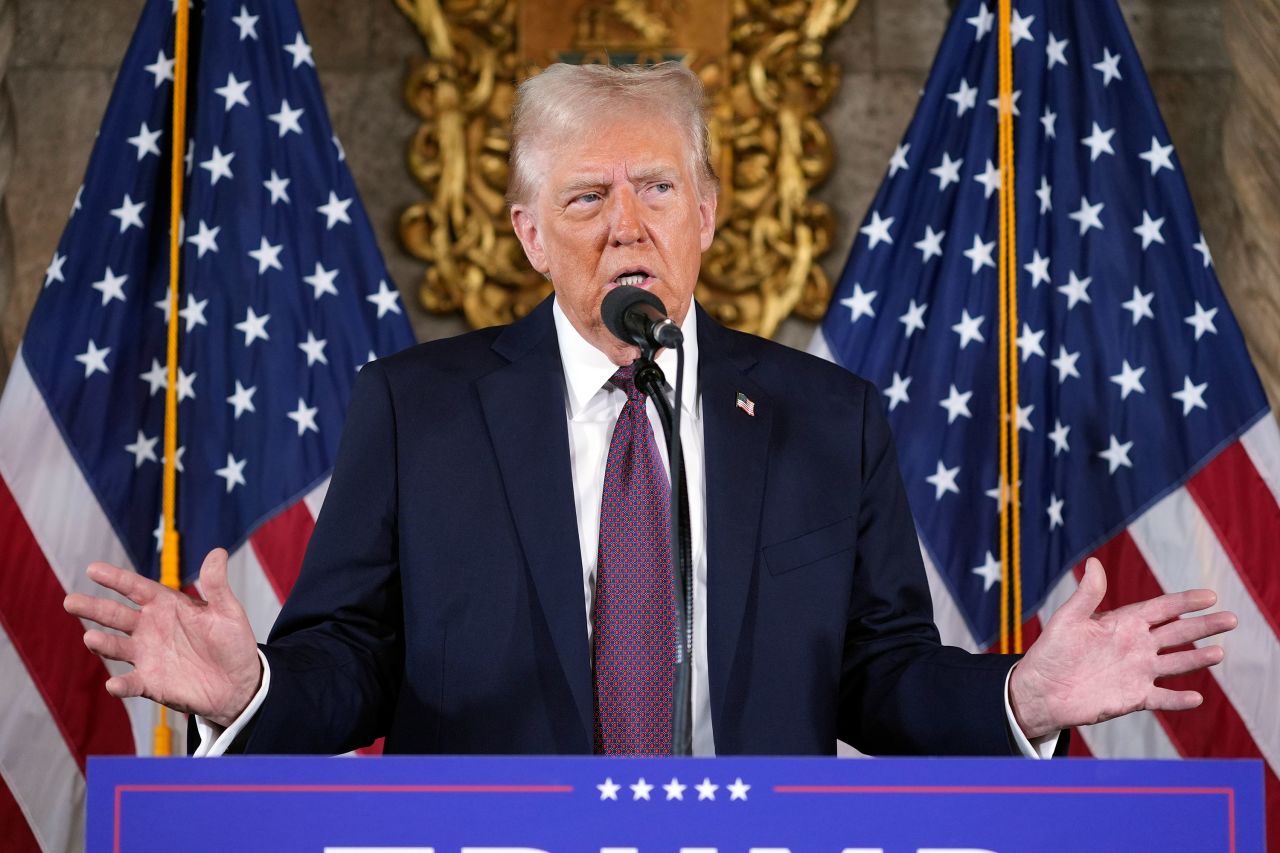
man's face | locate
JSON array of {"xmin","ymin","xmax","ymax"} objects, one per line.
[{"xmin": 510, "ymin": 111, "xmax": 717, "ymax": 365}]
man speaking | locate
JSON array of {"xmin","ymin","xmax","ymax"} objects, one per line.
[{"xmin": 65, "ymin": 62, "xmax": 1236, "ymax": 757}]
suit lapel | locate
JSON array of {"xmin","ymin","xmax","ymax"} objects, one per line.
[{"xmin": 477, "ymin": 300, "xmax": 594, "ymax": 747}]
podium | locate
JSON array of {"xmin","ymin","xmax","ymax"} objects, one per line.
[{"xmin": 89, "ymin": 754, "xmax": 1264, "ymax": 852}]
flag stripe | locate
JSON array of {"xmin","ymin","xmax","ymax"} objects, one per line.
[
  {"xmin": 225, "ymin": 544, "xmax": 285, "ymax": 642},
  {"xmin": 921, "ymin": 542, "xmax": 980, "ymax": 650},
  {"xmin": 248, "ymin": 500, "xmax": 316, "ymax": 603},
  {"xmin": 303, "ymin": 477, "xmax": 331, "ymax": 522},
  {"xmin": 0, "ymin": 773, "xmax": 40, "ymax": 853},
  {"xmin": 1240, "ymin": 415, "xmax": 1280, "ymax": 509}
]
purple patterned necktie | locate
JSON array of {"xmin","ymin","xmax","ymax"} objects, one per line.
[{"xmin": 592, "ymin": 363, "xmax": 676, "ymax": 755}]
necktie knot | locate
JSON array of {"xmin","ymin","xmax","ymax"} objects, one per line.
[{"xmin": 610, "ymin": 364, "xmax": 646, "ymax": 405}]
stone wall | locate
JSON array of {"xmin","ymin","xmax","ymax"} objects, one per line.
[{"xmin": 0, "ymin": 0, "xmax": 1254, "ymax": 389}]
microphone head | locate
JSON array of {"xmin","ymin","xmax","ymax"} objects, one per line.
[{"xmin": 601, "ymin": 285, "xmax": 667, "ymax": 346}]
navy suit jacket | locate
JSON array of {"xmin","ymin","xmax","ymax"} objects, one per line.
[{"xmin": 242, "ymin": 297, "xmax": 1020, "ymax": 755}]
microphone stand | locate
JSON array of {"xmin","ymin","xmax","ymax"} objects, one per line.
[{"xmin": 633, "ymin": 345, "xmax": 693, "ymax": 756}]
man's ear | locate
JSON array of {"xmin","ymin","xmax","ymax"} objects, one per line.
[
  {"xmin": 697, "ymin": 191, "xmax": 718, "ymax": 253},
  {"xmin": 510, "ymin": 206, "xmax": 549, "ymax": 274}
]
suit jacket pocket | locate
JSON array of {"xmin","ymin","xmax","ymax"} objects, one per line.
[{"xmin": 762, "ymin": 516, "xmax": 856, "ymax": 576}]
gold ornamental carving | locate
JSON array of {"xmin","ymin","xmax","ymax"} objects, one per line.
[{"xmin": 395, "ymin": 0, "xmax": 859, "ymax": 337}]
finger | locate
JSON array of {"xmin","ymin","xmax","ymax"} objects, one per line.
[
  {"xmin": 1146, "ymin": 686, "xmax": 1204, "ymax": 712},
  {"xmin": 1132, "ymin": 588, "xmax": 1218, "ymax": 624},
  {"xmin": 83, "ymin": 628, "xmax": 136, "ymax": 663},
  {"xmin": 1151, "ymin": 611, "xmax": 1238, "ymax": 648},
  {"xmin": 104, "ymin": 671, "xmax": 146, "ymax": 700},
  {"xmin": 1154, "ymin": 644, "xmax": 1225, "ymax": 678},
  {"xmin": 1058, "ymin": 557, "xmax": 1107, "ymax": 621},
  {"xmin": 64, "ymin": 593, "xmax": 139, "ymax": 633},
  {"xmin": 196, "ymin": 548, "xmax": 233, "ymax": 609},
  {"xmin": 86, "ymin": 561, "xmax": 161, "ymax": 607}
]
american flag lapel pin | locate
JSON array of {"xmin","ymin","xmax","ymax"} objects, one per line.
[{"xmin": 735, "ymin": 392, "xmax": 756, "ymax": 417}]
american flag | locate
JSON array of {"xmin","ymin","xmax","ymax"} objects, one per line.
[
  {"xmin": 811, "ymin": 0, "xmax": 1279, "ymax": 844},
  {"xmin": 0, "ymin": 0, "xmax": 415, "ymax": 848}
]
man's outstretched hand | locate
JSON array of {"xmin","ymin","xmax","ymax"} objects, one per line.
[
  {"xmin": 1009, "ymin": 557, "xmax": 1238, "ymax": 740},
  {"xmin": 64, "ymin": 548, "xmax": 262, "ymax": 728}
]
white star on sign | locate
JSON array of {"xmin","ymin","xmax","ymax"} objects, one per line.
[
  {"xmin": 214, "ymin": 72, "xmax": 251, "ymax": 112},
  {"xmin": 859, "ymin": 210, "xmax": 894, "ymax": 248},
  {"xmin": 1023, "ymin": 250, "xmax": 1050, "ymax": 288},
  {"xmin": 1098, "ymin": 435, "xmax": 1134, "ymax": 474},
  {"xmin": 227, "ymin": 380, "xmax": 257, "ymax": 420},
  {"xmin": 75, "ymin": 340, "xmax": 111, "ymax": 378},
  {"xmin": 304, "ymin": 262, "xmax": 340, "ymax": 300},
  {"xmin": 1049, "ymin": 419, "xmax": 1071, "ymax": 456},
  {"xmin": 1193, "ymin": 233, "xmax": 1213, "ymax": 268},
  {"xmin": 231, "ymin": 4, "xmax": 259, "ymax": 40},
  {"xmin": 1016, "ymin": 323, "xmax": 1045, "ymax": 362},
  {"xmin": 963, "ymin": 233, "xmax": 996, "ymax": 273},
  {"xmin": 1010, "ymin": 9, "xmax": 1035, "ymax": 45},
  {"xmin": 44, "ymin": 251, "xmax": 67, "ymax": 288},
  {"xmin": 972, "ymin": 551, "xmax": 1001, "ymax": 592},
  {"xmin": 1121, "ymin": 285, "xmax": 1155, "ymax": 325},
  {"xmin": 914, "ymin": 226, "xmax": 945, "ymax": 263},
  {"xmin": 884, "ymin": 371, "xmax": 912, "ymax": 412},
  {"xmin": 967, "ymin": 3, "xmax": 993, "ymax": 40},
  {"xmin": 1093, "ymin": 47, "xmax": 1123, "ymax": 87},
  {"xmin": 695, "ymin": 778, "xmax": 718, "ymax": 801},
  {"xmin": 930, "ymin": 152, "xmax": 964, "ymax": 191},
  {"xmin": 1139, "ymin": 136, "xmax": 1175, "ymax": 176},
  {"xmin": 889, "ymin": 143, "xmax": 910, "ymax": 177},
  {"xmin": 140, "ymin": 358, "xmax": 167, "ymax": 395},
  {"xmin": 1040, "ymin": 106, "xmax": 1057, "ymax": 139},
  {"xmin": 597, "ymin": 778, "xmax": 621, "ymax": 801},
  {"xmin": 187, "ymin": 219, "xmax": 221, "ymax": 257},
  {"xmin": 124, "ymin": 430, "xmax": 159, "ymax": 468},
  {"xmin": 899, "ymin": 298, "xmax": 927, "ymax": 337},
  {"xmin": 1172, "ymin": 376, "xmax": 1209, "ymax": 416},
  {"xmin": 727, "ymin": 778, "xmax": 751, "ymax": 801},
  {"xmin": 179, "ymin": 293, "xmax": 209, "ymax": 332},
  {"xmin": 287, "ymin": 397, "xmax": 320, "ymax": 436},
  {"xmin": 973, "ymin": 158, "xmax": 1001, "ymax": 199},
  {"xmin": 215, "ymin": 453, "xmax": 248, "ymax": 493},
  {"xmin": 1036, "ymin": 176, "xmax": 1052, "ymax": 214},
  {"xmin": 1081, "ymin": 122, "xmax": 1116, "ymax": 162},
  {"xmin": 947, "ymin": 78, "xmax": 978, "ymax": 117},
  {"xmin": 839, "ymin": 283, "xmax": 877, "ymax": 323},
  {"xmin": 1068, "ymin": 196, "xmax": 1104, "ymax": 236},
  {"xmin": 662, "ymin": 778, "xmax": 687, "ymax": 801},
  {"xmin": 176, "ymin": 367, "xmax": 197, "ymax": 402},
  {"xmin": 298, "ymin": 331, "xmax": 329, "ymax": 366},
  {"xmin": 366, "ymin": 280, "xmax": 403, "ymax": 318},
  {"xmin": 317, "ymin": 191, "xmax": 354, "ymax": 229},
  {"xmin": 284, "ymin": 32, "xmax": 315, "ymax": 68},
  {"xmin": 1109, "ymin": 359, "xmax": 1147, "ymax": 400},
  {"xmin": 235, "ymin": 307, "xmax": 271, "ymax": 346},
  {"xmin": 263, "ymin": 169, "xmax": 291, "ymax": 204},
  {"xmin": 1051, "ymin": 345, "xmax": 1081, "ymax": 382},
  {"xmin": 952, "ymin": 309, "xmax": 986, "ymax": 349},
  {"xmin": 938, "ymin": 384, "xmax": 973, "ymax": 424},
  {"xmin": 91, "ymin": 266, "xmax": 128, "ymax": 306},
  {"xmin": 629, "ymin": 778, "xmax": 654, "ymax": 801},
  {"xmin": 1047, "ymin": 494, "xmax": 1065, "ymax": 530},
  {"xmin": 145, "ymin": 50, "xmax": 175, "ymax": 87},
  {"xmin": 127, "ymin": 121, "xmax": 163, "ymax": 160},
  {"xmin": 248, "ymin": 236, "xmax": 284, "ymax": 273},
  {"xmin": 1134, "ymin": 210, "xmax": 1167, "ymax": 250},
  {"xmin": 987, "ymin": 89, "xmax": 1022, "ymax": 117},
  {"xmin": 1046, "ymin": 32, "xmax": 1069, "ymax": 69},
  {"xmin": 110, "ymin": 193, "xmax": 146, "ymax": 233},
  {"xmin": 927, "ymin": 460, "xmax": 961, "ymax": 500},
  {"xmin": 200, "ymin": 145, "xmax": 236, "ymax": 185},
  {"xmin": 1058, "ymin": 271, "xmax": 1092, "ymax": 309},
  {"xmin": 1185, "ymin": 301, "xmax": 1219, "ymax": 341},
  {"xmin": 268, "ymin": 99, "xmax": 305, "ymax": 137}
]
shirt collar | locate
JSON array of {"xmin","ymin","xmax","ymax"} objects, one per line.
[{"xmin": 553, "ymin": 296, "xmax": 700, "ymax": 419}]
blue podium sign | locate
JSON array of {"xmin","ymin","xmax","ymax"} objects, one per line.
[{"xmin": 88, "ymin": 755, "xmax": 1264, "ymax": 853}]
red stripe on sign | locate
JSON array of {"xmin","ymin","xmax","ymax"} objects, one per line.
[
  {"xmin": 0, "ymin": 476, "xmax": 135, "ymax": 769},
  {"xmin": 249, "ymin": 500, "xmax": 316, "ymax": 602},
  {"xmin": 1088, "ymin": 532, "xmax": 1280, "ymax": 853},
  {"xmin": 1186, "ymin": 441, "xmax": 1280, "ymax": 639},
  {"xmin": 0, "ymin": 774, "xmax": 41, "ymax": 853}
]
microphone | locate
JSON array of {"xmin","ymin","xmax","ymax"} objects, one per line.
[{"xmin": 601, "ymin": 285, "xmax": 684, "ymax": 350}]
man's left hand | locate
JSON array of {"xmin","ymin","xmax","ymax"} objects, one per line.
[{"xmin": 1008, "ymin": 557, "xmax": 1238, "ymax": 740}]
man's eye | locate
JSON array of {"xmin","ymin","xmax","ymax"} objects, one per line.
[
  {"xmin": 575, "ymin": 192, "xmax": 602, "ymax": 204},
  {"xmin": 653, "ymin": 182, "xmax": 673, "ymax": 193}
]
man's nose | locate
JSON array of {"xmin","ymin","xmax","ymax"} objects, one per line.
[{"xmin": 608, "ymin": 189, "xmax": 646, "ymax": 246}]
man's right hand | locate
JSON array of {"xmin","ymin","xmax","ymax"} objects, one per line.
[{"xmin": 64, "ymin": 547, "xmax": 262, "ymax": 728}]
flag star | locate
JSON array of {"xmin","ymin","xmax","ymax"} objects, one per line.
[
  {"xmin": 914, "ymin": 226, "xmax": 945, "ymax": 263},
  {"xmin": 363, "ymin": 350, "xmax": 377, "ymax": 369},
  {"xmin": 163, "ymin": 445, "xmax": 186, "ymax": 474},
  {"xmin": 1098, "ymin": 435, "xmax": 1134, "ymax": 474},
  {"xmin": 727, "ymin": 778, "xmax": 751, "ymax": 801},
  {"xmin": 72, "ymin": 185, "xmax": 84, "ymax": 214},
  {"xmin": 91, "ymin": 266, "xmax": 128, "ymax": 305},
  {"xmin": 215, "ymin": 453, "xmax": 248, "ymax": 493},
  {"xmin": 986, "ymin": 89, "xmax": 1021, "ymax": 117},
  {"xmin": 214, "ymin": 72, "xmax": 251, "ymax": 112},
  {"xmin": 1046, "ymin": 32, "xmax": 1069, "ymax": 68},
  {"xmin": 231, "ymin": 4, "xmax": 259, "ymax": 40},
  {"xmin": 235, "ymin": 307, "xmax": 271, "ymax": 346},
  {"xmin": 248, "ymin": 236, "xmax": 285, "ymax": 273},
  {"xmin": 597, "ymin": 778, "xmax": 621, "ymax": 801},
  {"xmin": 124, "ymin": 430, "xmax": 159, "ymax": 468},
  {"xmin": 1185, "ymin": 301, "xmax": 1219, "ymax": 340},
  {"xmin": 1068, "ymin": 196, "xmax": 1105, "ymax": 236},
  {"xmin": 200, "ymin": 145, "xmax": 236, "ymax": 184},
  {"xmin": 1058, "ymin": 271, "xmax": 1093, "ymax": 309},
  {"xmin": 187, "ymin": 219, "xmax": 221, "ymax": 257},
  {"xmin": 662, "ymin": 778, "xmax": 687, "ymax": 801},
  {"xmin": 154, "ymin": 287, "xmax": 173, "ymax": 322},
  {"xmin": 268, "ymin": 99, "xmax": 305, "ymax": 137},
  {"xmin": 952, "ymin": 309, "xmax": 985, "ymax": 349},
  {"xmin": 884, "ymin": 371, "xmax": 912, "ymax": 411},
  {"xmin": 1015, "ymin": 402, "xmax": 1035, "ymax": 433},
  {"xmin": 1081, "ymin": 122, "xmax": 1116, "ymax": 162},
  {"xmin": 1051, "ymin": 345, "xmax": 1082, "ymax": 382},
  {"xmin": 227, "ymin": 380, "xmax": 258, "ymax": 420},
  {"xmin": 1010, "ymin": 9, "xmax": 1035, "ymax": 45},
  {"xmin": 367, "ymin": 279, "xmax": 403, "ymax": 318},
  {"xmin": 1040, "ymin": 106, "xmax": 1057, "ymax": 139},
  {"xmin": 1138, "ymin": 136, "xmax": 1175, "ymax": 176},
  {"xmin": 75, "ymin": 340, "xmax": 111, "ymax": 378},
  {"xmin": 899, "ymin": 299, "xmax": 928, "ymax": 337},
  {"xmin": 176, "ymin": 367, "xmax": 197, "ymax": 402},
  {"xmin": 930, "ymin": 152, "xmax": 964, "ymax": 191},
  {"xmin": 628, "ymin": 777, "xmax": 655, "ymax": 801},
  {"xmin": 1036, "ymin": 176, "xmax": 1052, "ymax": 214},
  {"xmin": 967, "ymin": 3, "xmax": 993, "ymax": 40},
  {"xmin": 963, "ymin": 233, "xmax": 996, "ymax": 273},
  {"xmin": 1049, "ymin": 419, "xmax": 1071, "ymax": 456},
  {"xmin": 1121, "ymin": 285, "xmax": 1155, "ymax": 325},
  {"xmin": 153, "ymin": 514, "xmax": 164, "ymax": 552},
  {"xmin": 1172, "ymin": 376, "xmax": 1209, "ymax": 416},
  {"xmin": 973, "ymin": 158, "xmax": 1002, "ymax": 199},
  {"xmin": 318, "ymin": 191, "xmax": 354, "ymax": 229},
  {"xmin": 284, "ymin": 31, "xmax": 315, "ymax": 68},
  {"xmin": 1093, "ymin": 47, "xmax": 1123, "ymax": 87},
  {"xmin": 140, "ymin": 358, "xmax": 168, "ymax": 395},
  {"xmin": 938, "ymin": 384, "xmax": 973, "ymax": 424},
  {"xmin": 1047, "ymin": 493, "xmax": 1065, "ymax": 530},
  {"xmin": 179, "ymin": 293, "xmax": 209, "ymax": 332},
  {"xmin": 1023, "ymin": 250, "xmax": 1050, "ymax": 288},
  {"xmin": 695, "ymin": 778, "xmax": 718, "ymax": 801},
  {"xmin": 888, "ymin": 143, "xmax": 910, "ymax": 177},
  {"xmin": 947, "ymin": 78, "xmax": 978, "ymax": 117},
  {"xmin": 839, "ymin": 283, "xmax": 877, "ymax": 323},
  {"xmin": 985, "ymin": 477, "xmax": 1020, "ymax": 507},
  {"xmin": 298, "ymin": 331, "xmax": 329, "ymax": 366},
  {"xmin": 1193, "ymin": 232, "xmax": 1213, "ymax": 268},
  {"xmin": 287, "ymin": 397, "xmax": 320, "ymax": 436},
  {"xmin": 1016, "ymin": 323, "xmax": 1045, "ymax": 362},
  {"xmin": 44, "ymin": 251, "xmax": 67, "ymax": 287},
  {"xmin": 185, "ymin": 139, "xmax": 194, "ymax": 175},
  {"xmin": 332, "ymin": 134, "xmax": 346, "ymax": 162},
  {"xmin": 127, "ymin": 121, "xmax": 163, "ymax": 160},
  {"xmin": 972, "ymin": 551, "xmax": 1002, "ymax": 592},
  {"xmin": 110, "ymin": 193, "xmax": 146, "ymax": 233},
  {"xmin": 1109, "ymin": 359, "xmax": 1147, "ymax": 400},
  {"xmin": 144, "ymin": 50, "xmax": 175, "ymax": 87},
  {"xmin": 263, "ymin": 169, "xmax": 291, "ymax": 204},
  {"xmin": 1133, "ymin": 210, "xmax": 1167, "ymax": 250},
  {"xmin": 859, "ymin": 210, "xmax": 894, "ymax": 248},
  {"xmin": 304, "ymin": 262, "xmax": 340, "ymax": 300}
]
